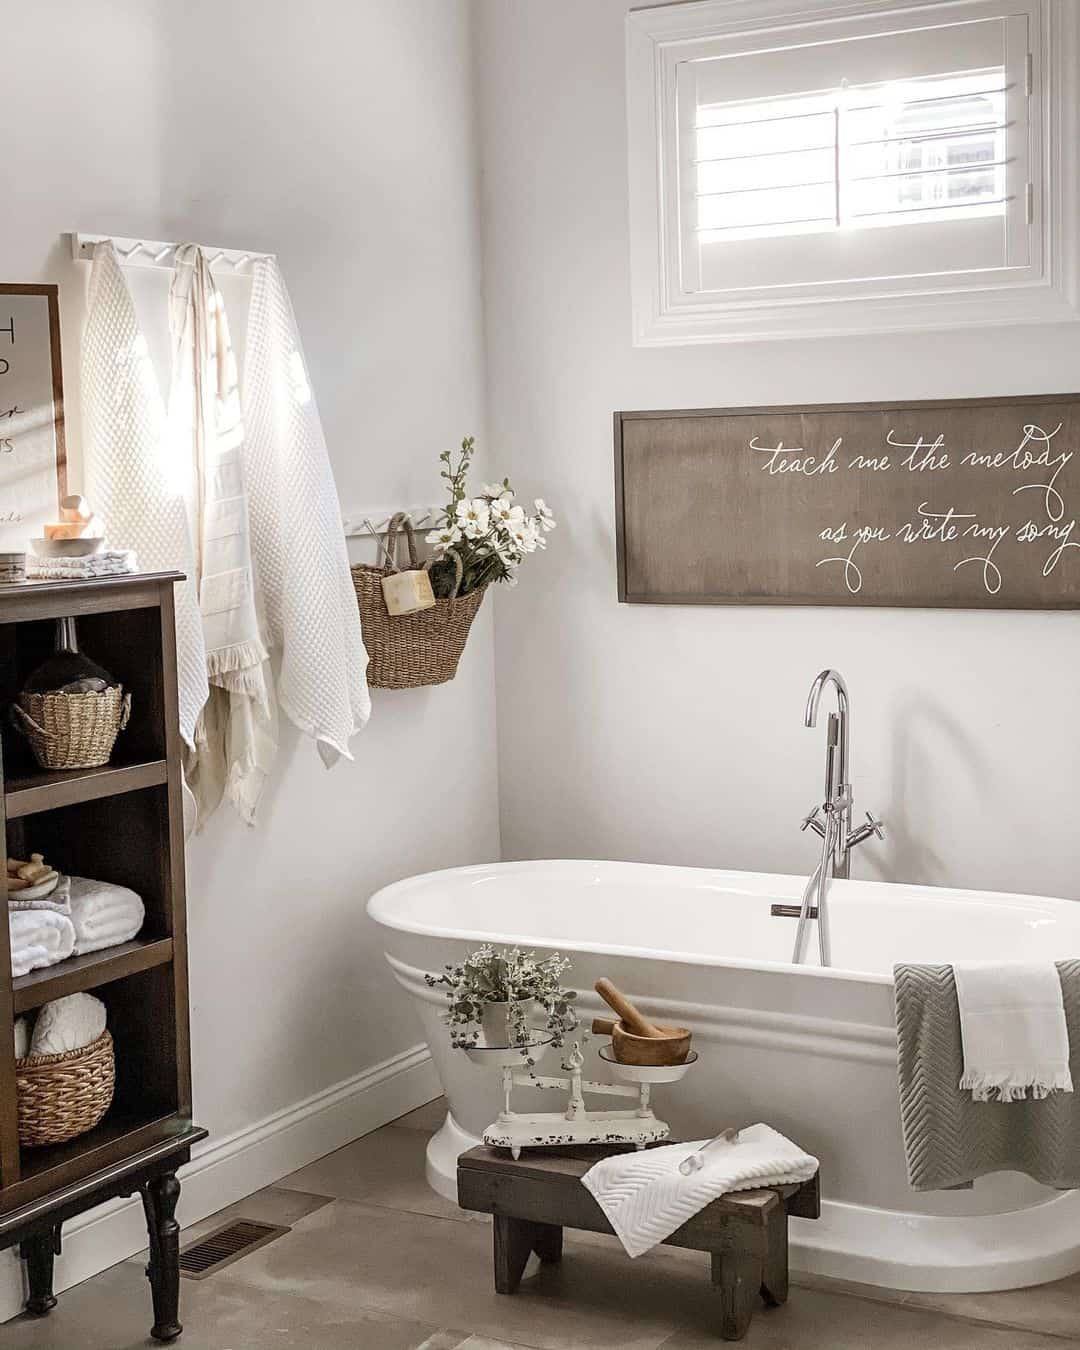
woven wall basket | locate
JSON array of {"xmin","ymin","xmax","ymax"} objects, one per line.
[
  {"xmin": 17, "ymin": 1030, "xmax": 115, "ymax": 1148},
  {"xmin": 352, "ymin": 514, "xmax": 486, "ymax": 689},
  {"xmin": 12, "ymin": 685, "xmax": 131, "ymax": 770}
]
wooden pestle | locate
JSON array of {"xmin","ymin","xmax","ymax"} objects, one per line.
[{"xmin": 594, "ymin": 978, "xmax": 666, "ymax": 1039}]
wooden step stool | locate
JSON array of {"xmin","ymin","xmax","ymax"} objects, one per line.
[{"xmin": 457, "ymin": 1144, "xmax": 820, "ymax": 1342}]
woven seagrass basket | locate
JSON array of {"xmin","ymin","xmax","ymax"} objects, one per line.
[
  {"xmin": 16, "ymin": 1030, "xmax": 115, "ymax": 1148},
  {"xmin": 12, "ymin": 685, "xmax": 131, "ymax": 770},
  {"xmin": 352, "ymin": 514, "xmax": 486, "ymax": 689}
]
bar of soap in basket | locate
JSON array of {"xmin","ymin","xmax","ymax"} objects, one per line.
[{"xmin": 382, "ymin": 568, "xmax": 436, "ymax": 616}]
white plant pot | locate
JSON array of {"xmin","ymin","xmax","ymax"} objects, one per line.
[{"xmin": 481, "ymin": 998, "xmax": 537, "ymax": 1048}]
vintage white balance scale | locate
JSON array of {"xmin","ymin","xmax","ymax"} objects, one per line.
[{"xmin": 464, "ymin": 979, "xmax": 698, "ymax": 1158}]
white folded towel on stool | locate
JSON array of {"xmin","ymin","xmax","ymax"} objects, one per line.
[
  {"xmin": 581, "ymin": 1124, "xmax": 819, "ymax": 1258},
  {"xmin": 68, "ymin": 876, "xmax": 144, "ymax": 955},
  {"xmin": 9, "ymin": 908, "xmax": 76, "ymax": 978},
  {"xmin": 30, "ymin": 992, "xmax": 107, "ymax": 1057},
  {"xmin": 954, "ymin": 961, "xmax": 1073, "ymax": 1102}
]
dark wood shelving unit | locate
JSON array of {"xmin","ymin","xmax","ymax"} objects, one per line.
[
  {"xmin": 5, "ymin": 759, "xmax": 169, "ymax": 819},
  {"xmin": 0, "ymin": 573, "xmax": 205, "ymax": 1342}
]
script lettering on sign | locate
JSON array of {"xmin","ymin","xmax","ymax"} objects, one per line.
[{"xmin": 614, "ymin": 399, "xmax": 1080, "ymax": 610}]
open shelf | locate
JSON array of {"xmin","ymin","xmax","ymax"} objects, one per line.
[
  {"xmin": 8, "ymin": 1111, "xmax": 192, "ymax": 1210},
  {"xmin": 4, "ymin": 760, "xmax": 168, "ymax": 819},
  {"xmin": 12, "ymin": 938, "xmax": 174, "ymax": 1015}
]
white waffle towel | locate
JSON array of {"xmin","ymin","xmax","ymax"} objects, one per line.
[
  {"xmin": 82, "ymin": 241, "xmax": 209, "ymax": 749},
  {"xmin": 581, "ymin": 1124, "xmax": 819, "ymax": 1258},
  {"xmin": 242, "ymin": 258, "xmax": 370, "ymax": 765},
  {"xmin": 954, "ymin": 961, "xmax": 1073, "ymax": 1103}
]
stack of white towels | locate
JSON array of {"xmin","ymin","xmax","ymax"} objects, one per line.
[
  {"xmin": 14, "ymin": 992, "xmax": 108, "ymax": 1061},
  {"xmin": 9, "ymin": 876, "xmax": 145, "ymax": 978}
]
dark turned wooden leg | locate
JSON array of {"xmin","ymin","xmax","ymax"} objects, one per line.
[
  {"xmin": 531, "ymin": 1222, "xmax": 563, "ymax": 1265},
  {"xmin": 711, "ymin": 1221, "xmax": 765, "ymax": 1342},
  {"xmin": 141, "ymin": 1171, "xmax": 183, "ymax": 1342},
  {"xmin": 19, "ymin": 1226, "xmax": 61, "ymax": 1317}
]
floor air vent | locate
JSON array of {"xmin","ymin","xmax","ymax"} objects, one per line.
[{"xmin": 179, "ymin": 1219, "xmax": 291, "ymax": 1279}]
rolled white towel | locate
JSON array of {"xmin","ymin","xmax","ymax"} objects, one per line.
[
  {"xmin": 9, "ymin": 908, "xmax": 76, "ymax": 978},
  {"xmin": 68, "ymin": 876, "xmax": 144, "ymax": 955},
  {"xmin": 581, "ymin": 1123, "xmax": 819, "ymax": 1258},
  {"xmin": 30, "ymin": 992, "xmax": 107, "ymax": 1057},
  {"xmin": 14, "ymin": 1017, "xmax": 30, "ymax": 1060}
]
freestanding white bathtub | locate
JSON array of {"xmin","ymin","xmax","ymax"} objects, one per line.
[{"xmin": 367, "ymin": 859, "xmax": 1080, "ymax": 1293}]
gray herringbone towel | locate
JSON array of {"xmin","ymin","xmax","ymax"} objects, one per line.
[{"xmin": 895, "ymin": 962, "xmax": 1080, "ymax": 1191}]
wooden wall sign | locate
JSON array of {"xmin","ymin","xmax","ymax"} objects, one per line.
[
  {"xmin": 615, "ymin": 397, "xmax": 1080, "ymax": 610},
  {"xmin": 0, "ymin": 285, "xmax": 66, "ymax": 552}
]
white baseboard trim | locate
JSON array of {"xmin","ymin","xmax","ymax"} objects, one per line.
[{"xmin": 0, "ymin": 1042, "xmax": 439, "ymax": 1323}]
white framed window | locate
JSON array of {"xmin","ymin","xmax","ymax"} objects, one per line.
[{"xmin": 626, "ymin": 0, "xmax": 1079, "ymax": 344}]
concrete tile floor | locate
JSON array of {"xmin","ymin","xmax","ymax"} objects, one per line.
[{"xmin": 4, "ymin": 1098, "xmax": 1079, "ymax": 1349}]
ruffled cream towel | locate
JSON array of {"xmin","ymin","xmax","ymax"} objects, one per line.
[{"xmin": 168, "ymin": 245, "xmax": 276, "ymax": 825}]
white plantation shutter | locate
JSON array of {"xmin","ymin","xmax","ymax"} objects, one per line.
[
  {"xmin": 678, "ymin": 12, "xmax": 1031, "ymax": 295},
  {"xmin": 626, "ymin": 0, "xmax": 1078, "ymax": 342}
]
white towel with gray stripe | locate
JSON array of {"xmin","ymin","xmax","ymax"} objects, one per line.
[
  {"xmin": 954, "ymin": 961, "xmax": 1073, "ymax": 1102},
  {"xmin": 581, "ymin": 1124, "xmax": 818, "ymax": 1258}
]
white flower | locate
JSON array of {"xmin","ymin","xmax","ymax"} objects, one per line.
[
  {"xmin": 480, "ymin": 481, "xmax": 513, "ymax": 501},
  {"xmin": 535, "ymin": 498, "xmax": 556, "ymax": 531},
  {"xmin": 455, "ymin": 498, "xmax": 491, "ymax": 532},
  {"xmin": 509, "ymin": 521, "xmax": 538, "ymax": 554},
  {"xmin": 490, "ymin": 496, "xmax": 515, "ymax": 525},
  {"xmin": 426, "ymin": 523, "xmax": 462, "ymax": 557},
  {"xmin": 505, "ymin": 504, "xmax": 525, "ymax": 527}
]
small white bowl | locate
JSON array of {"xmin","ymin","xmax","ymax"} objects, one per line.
[
  {"xmin": 598, "ymin": 1044, "xmax": 699, "ymax": 1084},
  {"xmin": 31, "ymin": 537, "xmax": 105, "ymax": 558}
]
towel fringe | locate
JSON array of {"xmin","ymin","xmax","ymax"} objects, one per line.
[
  {"xmin": 206, "ymin": 640, "xmax": 269, "ymax": 682},
  {"xmin": 959, "ymin": 1067, "xmax": 1074, "ymax": 1103}
]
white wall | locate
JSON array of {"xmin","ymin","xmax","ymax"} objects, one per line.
[
  {"xmin": 474, "ymin": 0, "xmax": 1080, "ymax": 901},
  {"xmin": 3, "ymin": 0, "xmax": 497, "ymax": 1305}
]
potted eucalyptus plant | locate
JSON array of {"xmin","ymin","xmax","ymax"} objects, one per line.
[{"xmin": 425, "ymin": 945, "xmax": 578, "ymax": 1060}]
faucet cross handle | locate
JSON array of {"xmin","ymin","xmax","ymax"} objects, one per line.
[
  {"xmin": 848, "ymin": 811, "xmax": 884, "ymax": 847},
  {"xmin": 800, "ymin": 806, "xmax": 827, "ymax": 838}
]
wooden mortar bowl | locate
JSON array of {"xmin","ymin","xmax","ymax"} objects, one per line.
[{"xmin": 612, "ymin": 1021, "xmax": 692, "ymax": 1066}]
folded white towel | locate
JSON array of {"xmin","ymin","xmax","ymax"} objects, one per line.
[
  {"xmin": 14, "ymin": 1017, "xmax": 30, "ymax": 1060},
  {"xmin": 30, "ymin": 992, "xmax": 107, "ymax": 1057},
  {"xmin": 581, "ymin": 1124, "xmax": 819, "ymax": 1258},
  {"xmin": 9, "ymin": 908, "xmax": 76, "ymax": 978},
  {"xmin": 954, "ymin": 961, "xmax": 1073, "ymax": 1103},
  {"xmin": 68, "ymin": 876, "xmax": 144, "ymax": 954},
  {"xmin": 26, "ymin": 550, "xmax": 137, "ymax": 580}
]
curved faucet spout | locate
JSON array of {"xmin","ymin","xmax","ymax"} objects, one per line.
[{"xmin": 804, "ymin": 668, "xmax": 849, "ymax": 729}]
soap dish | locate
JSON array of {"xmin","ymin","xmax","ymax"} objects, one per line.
[{"xmin": 31, "ymin": 537, "xmax": 105, "ymax": 558}]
